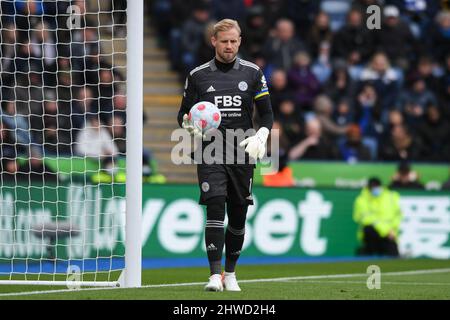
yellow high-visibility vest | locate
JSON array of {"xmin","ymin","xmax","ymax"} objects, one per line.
[{"xmin": 353, "ymin": 187, "xmax": 402, "ymax": 240}]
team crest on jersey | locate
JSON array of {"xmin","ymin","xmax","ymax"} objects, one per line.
[
  {"xmin": 238, "ymin": 81, "xmax": 248, "ymax": 91},
  {"xmin": 201, "ymin": 182, "xmax": 210, "ymax": 192}
]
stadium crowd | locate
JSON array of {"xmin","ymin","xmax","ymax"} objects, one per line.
[
  {"xmin": 151, "ymin": 0, "xmax": 450, "ymax": 164},
  {"xmin": 0, "ymin": 0, "xmax": 160, "ymax": 182}
]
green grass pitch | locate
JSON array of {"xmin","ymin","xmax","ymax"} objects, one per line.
[{"xmin": 0, "ymin": 259, "xmax": 449, "ymax": 300}]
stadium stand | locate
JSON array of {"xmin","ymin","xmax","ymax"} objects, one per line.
[
  {"xmin": 149, "ymin": 0, "xmax": 450, "ymax": 180},
  {"xmin": 0, "ymin": 0, "xmax": 167, "ymax": 184}
]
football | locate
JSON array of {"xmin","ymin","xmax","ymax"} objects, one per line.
[{"xmin": 188, "ymin": 101, "xmax": 222, "ymax": 134}]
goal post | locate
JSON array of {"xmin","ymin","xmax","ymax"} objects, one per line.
[
  {"xmin": 124, "ymin": 0, "xmax": 143, "ymax": 289},
  {"xmin": 0, "ymin": 0, "xmax": 143, "ymax": 288}
]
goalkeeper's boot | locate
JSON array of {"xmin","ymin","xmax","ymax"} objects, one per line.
[
  {"xmin": 222, "ymin": 272, "xmax": 241, "ymax": 292},
  {"xmin": 204, "ymin": 274, "xmax": 223, "ymax": 292}
]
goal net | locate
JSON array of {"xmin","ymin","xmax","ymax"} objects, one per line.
[{"xmin": 0, "ymin": 0, "xmax": 142, "ymax": 288}]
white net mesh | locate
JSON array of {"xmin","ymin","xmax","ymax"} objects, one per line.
[{"xmin": 0, "ymin": 0, "xmax": 128, "ymax": 285}]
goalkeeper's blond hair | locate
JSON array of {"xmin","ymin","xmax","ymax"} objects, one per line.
[{"xmin": 213, "ymin": 19, "xmax": 241, "ymax": 37}]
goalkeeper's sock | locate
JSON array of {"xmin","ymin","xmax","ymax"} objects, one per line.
[
  {"xmin": 225, "ymin": 203, "xmax": 248, "ymax": 273},
  {"xmin": 225, "ymin": 225, "xmax": 245, "ymax": 273},
  {"xmin": 205, "ymin": 197, "xmax": 226, "ymax": 275}
]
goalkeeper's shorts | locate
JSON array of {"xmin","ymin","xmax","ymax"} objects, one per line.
[{"xmin": 197, "ymin": 163, "xmax": 254, "ymax": 206}]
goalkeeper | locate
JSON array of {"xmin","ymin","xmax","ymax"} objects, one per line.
[{"xmin": 177, "ymin": 19, "xmax": 273, "ymax": 292}]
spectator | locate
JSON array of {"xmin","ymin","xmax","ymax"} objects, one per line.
[
  {"xmin": 151, "ymin": 0, "xmax": 173, "ymax": 48},
  {"xmin": 112, "ymin": 93, "xmax": 127, "ymax": 122},
  {"xmin": 339, "ymin": 124, "xmax": 372, "ymax": 162},
  {"xmin": 211, "ymin": 0, "xmax": 245, "ymax": 21},
  {"xmin": 260, "ymin": 0, "xmax": 287, "ymax": 30},
  {"xmin": 397, "ymin": 0, "xmax": 433, "ymax": 39},
  {"xmin": 334, "ymin": 98, "xmax": 354, "ymax": 127},
  {"xmin": 241, "ymin": 6, "xmax": 269, "ymax": 59},
  {"xmin": 70, "ymin": 0, "xmax": 96, "ymax": 28},
  {"xmin": 97, "ymin": 69, "xmax": 116, "ymax": 121},
  {"xmin": 375, "ymin": 5, "xmax": 418, "ymax": 69},
  {"xmin": 386, "ymin": 109, "xmax": 404, "ymax": 129},
  {"xmin": 353, "ymin": 177, "xmax": 402, "ymax": 257},
  {"xmin": 84, "ymin": 51, "xmax": 102, "ymax": 89},
  {"xmin": 56, "ymin": 69, "xmax": 75, "ymax": 116},
  {"xmin": 414, "ymin": 55, "xmax": 442, "ymax": 91},
  {"xmin": 355, "ymin": 84, "xmax": 383, "ymax": 158},
  {"xmin": 439, "ymin": 55, "xmax": 450, "ymax": 117},
  {"xmin": 262, "ymin": 18, "xmax": 304, "ymax": 71},
  {"xmin": 313, "ymin": 95, "xmax": 349, "ymax": 140},
  {"xmin": 416, "ymin": 105, "xmax": 450, "ymax": 162},
  {"xmin": 0, "ymin": 121, "xmax": 18, "ymax": 159},
  {"xmin": 389, "ymin": 161, "xmax": 424, "ymax": 189},
  {"xmin": 0, "ymin": 158, "xmax": 21, "ymax": 183},
  {"xmin": 165, "ymin": 0, "xmax": 197, "ymax": 72},
  {"xmin": 0, "ymin": 23, "xmax": 16, "ymax": 90},
  {"xmin": 359, "ymin": 52, "xmax": 401, "ymax": 113},
  {"xmin": 324, "ymin": 61, "xmax": 355, "ymax": 104},
  {"xmin": 276, "ymin": 99, "xmax": 303, "ymax": 148},
  {"xmin": 180, "ymin": 2, "xmax": 212, "ymax": 76},
  {"xmin": 288, "ymin": 115, "xmax": 339, "ymax": 160},
  {"xmin": 320, "ymin": 0, "xmax": 352, "ymax": 32},
  {"xmin": 1, "ymin": 100, "xmax": 39, "ymax": 156},
  {"xmin": 428, "ymin": 11, "xmax": 450, "ymax": 64},
  {"xmin": 75, "ymin": 114, "xmax": 118, "ymax": 164},
  {"xmin": 8, "ymin": 39, "xmax": 43, "ymax": 87},
  {"xmin": 396, "ymin": 76, "xmax": 437, "ymax": 125},
  {"xmin": 269, "ymin": 69, "xmax": 291, "ymax": 118},
  {"xmin": 287, "ymin": 51, "xmax": 321, "ymax": 110},
  {"xmin": 36, "ymin": 96, "xmax": 72, "ymax": 155},
  {"xmin": 0, "ymin": 2, "xmax": 15, "ymax": 25},
  {"xmin": 332, "ymin": 8, "xmax": 375, "ymax": 65},
  {"xmin": 13, "ymin": 0, "xmax": 47, "ymax": 41},
  {"xmin": 30, "ymin": 21, "xmax": 57, "ymax": 85},
  {"xmin": 197, "ymin": 22, "xmax": 216, "ymax": 65},
  {"xmin": 107, "ymin": 114, "xmax": 126, "ymax": 154},
  {"xmin": 110, "ymin": 0, "xmax": 127, "ymax": 37},
  {"xmin": 70, "ymin": 27, "xmax": 100, "ymax": 83},
  {"xmin": 306, "ymin": 11, "xmax": 333, "ymax": 58},
  {"xmin": 311, "ymin": 41, "xmax": 333, "ymax": 84},
  {"xmin": 74, "ymin": 86, "xmax": 99, "ymax": 120},
  {"xmin": 12, "ymin": 83, "xmax": 43, "ymax": 118},
  {"xmin": 285, "ymin": 0, "xmax": 321, "ymax": 40},
  {"xmin": 378, "ymin": 124, "xmax": 426, "ymax": 161}
]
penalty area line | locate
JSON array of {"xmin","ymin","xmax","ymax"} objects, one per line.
[{"xmin": 0, "ymin": 268, "xmax": 449, "ymax": 298}]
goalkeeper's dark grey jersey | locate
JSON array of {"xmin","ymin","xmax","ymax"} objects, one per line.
[{"xmin": 177, "ymin": 58, "xmax": 270, "ymax": 131}]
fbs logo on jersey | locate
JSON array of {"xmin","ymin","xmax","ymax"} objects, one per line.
[{"xmin": 214, "ymin": 96, "xmax": 242, "ymax": 107}]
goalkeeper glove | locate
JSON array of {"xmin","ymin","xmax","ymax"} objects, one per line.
[
  {"xmin": 239, "ymin": 127, "xmax": 270, "ymax": 160},
  {"xmin": 182, "ymin": 114, "xmax": 204, "ymax": 138}
]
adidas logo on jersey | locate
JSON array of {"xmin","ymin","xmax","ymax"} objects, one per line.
[
  {"xmin": 206, "ymin": 243, "xmax": 217, "ymax": 251},
  {"xmin": 207, "ymin": 86, "xmax": 216, "ymax": 92}
]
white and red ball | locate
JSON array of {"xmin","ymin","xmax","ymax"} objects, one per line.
[{"xmin": 188, "ymin": 101, "xmax": 222, "ymax": 134}]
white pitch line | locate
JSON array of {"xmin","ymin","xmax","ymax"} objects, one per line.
[
  {"xmin": 280, "ymin": 280, "xmax": 450, "ymax": 286},
  {"xmin": 1, "ymin": 268, "xmax": 449, "ymax": 298}
]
